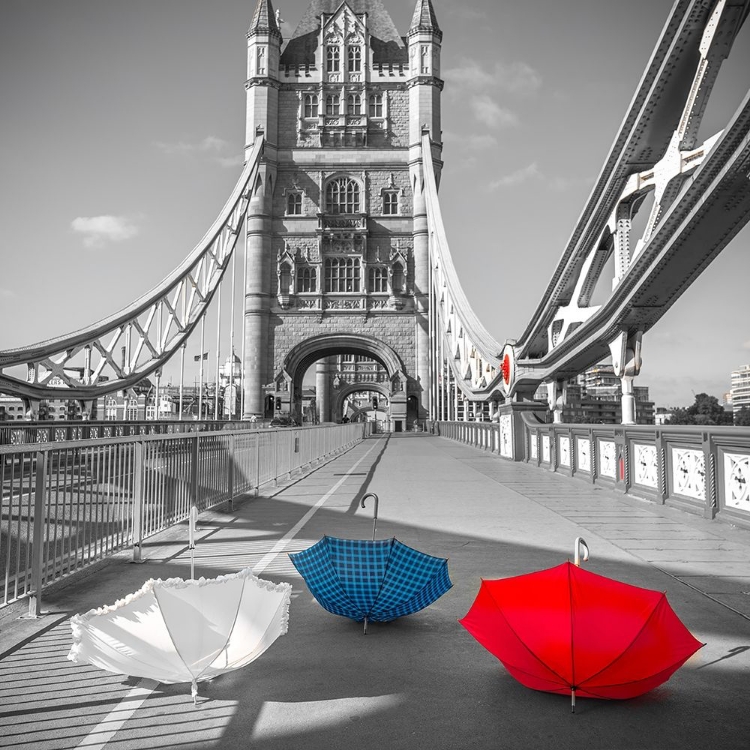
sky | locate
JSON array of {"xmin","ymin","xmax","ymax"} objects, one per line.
[{"xmin": 0, "ymin": 0, "xmax": 748, "ymax": 408}]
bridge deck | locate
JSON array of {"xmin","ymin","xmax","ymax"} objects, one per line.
[{"xmin": 1, "ymin": 434, "xmax": 749, "ymax": 750}]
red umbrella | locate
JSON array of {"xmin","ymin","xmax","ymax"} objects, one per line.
[{"xmin": 459, "ymin": 540, "xmax": 703, "ymax": 711}]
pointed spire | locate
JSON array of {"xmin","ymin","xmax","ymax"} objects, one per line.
[
  {"xmin": 410, "ymin": 0, "xmax": 441, "ymax": 38},
  {"xmin": 249, "ymin": 0, "xmax": 281, "ymax": 38}
]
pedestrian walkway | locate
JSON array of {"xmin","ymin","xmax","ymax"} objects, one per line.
[{"xmin": 1, "ymin": 434, "xmax": 749, "ymax": 750}]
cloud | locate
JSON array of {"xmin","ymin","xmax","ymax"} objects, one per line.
[
  {"xmin": 743, "ymin": 340, "xmax": 750, "ymax": 350},
  {"xmin": 444, "ymin": 58, "xmax": 542, "ymax": 96},
  {"xmin": 470, "ymin": 95, "xmax": 519, "ymax": 128},
  {"xmin": 155, "ymin": 135, "xmax": 230, "ymax": 156},
  {"xmin": 215, "ymin": 154, "xmax": 245, "ymax": 168},
  {"xmin": 0, "ymin": 288, "xmax": 15, "ymax": 299},
  {"xmin": 445, "ymin": 6, "xmax": 488, "ymax": 23},
  {"xmin": 546, "ymin": 174, "xmax": 596, "ymax": 192},
  {"xmin": 489, "ymin": 162, "xmax": 541, "ymax": 190},
  {"xmin": 71, "ymin": 215, "xmax": 140, "ymax": 248}
]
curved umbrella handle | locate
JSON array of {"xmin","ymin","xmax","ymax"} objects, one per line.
[
  {"xmin": 574, "ymin": 537, "xmax": 589, "ymax": 567},
  {"xmin": 361, "ymin": 493, "xmax": 379, "ymax": 541}
]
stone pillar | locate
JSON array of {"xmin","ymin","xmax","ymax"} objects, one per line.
[
  {"xmin": 316, "ymin": 358, "xmax": 332, "ymax": 423},
  {"xmin": 243, "ymin": 170, "xmax": 273, "ymax": 418},
  {"xmin": 547, "ymin": 380, "xmax": 566, "ymax": 424},
  {"xmin": 609, "ymin": 330, "xmax": 643, "ymax": 426},
  {"xmin": 411, "ymin": 167, "xmax": 431, "ymax": 418}
]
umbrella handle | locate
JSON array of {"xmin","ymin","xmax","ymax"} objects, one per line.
[
  {"xmin": 574, "ymin": 537, "xmax": 589, "ymax": 567},
  {"xmin": 189, "ymin": 506, "xmax": 198, "ymax": 580},
  {"xmin": 361, "ymin": 493, "xmax": 379, "ymax": 541}
]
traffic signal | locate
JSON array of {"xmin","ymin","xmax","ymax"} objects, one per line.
[
  {"xmin": 276, "ymin": 397, "xmax": 282, "ymax": 411},
  {"xmin": 372, "ymin": 397, "xmax": 378, "ymax": 410}
]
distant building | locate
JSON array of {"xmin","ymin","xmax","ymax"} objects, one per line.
[
  {"xmin": 731, "ymin": 365, "xmax": 750, "ymax": 417},
  {"xmin": 534, "ymin": 362, "xmax": 655, "ymax": 424}
]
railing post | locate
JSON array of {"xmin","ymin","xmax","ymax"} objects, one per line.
[
  {"xmin": 131, "ymin": 441, "xmax": 144, "ymax": 563},
  {"xmin": 228, "ymin": 433, "xmax": 235, "ymax": 511},
  {"xmin": 192, "ymin": 434, "xmax": 200, "ymax": 511},
  {"xmin": 254, "ymin": 433, "xmax": 261, "ymax": 496},
  {"xmin": 28, "ymin": 450, "xmax": 47, "ymax": 618}
]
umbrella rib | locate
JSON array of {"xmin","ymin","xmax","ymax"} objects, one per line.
[
  {"xmin": 568, "ymin": 563, "xmax": 576, "ymax": 690},
  {"xmin": 483, "ymin": 582, "xmax": 571, "ymax": 689},
  {"xmin": 577, "ymin": 594, "xmax": 666, "ymax": 688},
  {"xmin": 152, "ymin": 586, "xmax": 199, "ymax": 683},
  {"xmin": 194, "ymin": 574, "xmax": 248, "ymax": 681}
]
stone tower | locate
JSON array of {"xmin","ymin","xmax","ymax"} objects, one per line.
[{"xmin": 242, "ymin": 0, "xmax": 443, "ymax": 430}]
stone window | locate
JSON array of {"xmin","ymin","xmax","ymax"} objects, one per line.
[
  {"xmin": 257, "ymin": 47, "xmax": 266, "ymax": 76},
  {"xmin": 369, "ymin": 94, "xmax": 383, "ymax": 117},
  {"xmin": 287, "ymin": 192, "xmax": 303, "ymax": 215},
  {"xmin": 296, "ymin": 266, "xmax": 317, "ymax": 293},
  {"xmin": 327, "ymin": 45, "xmax": 340, "ymax": 73},
  {"xmin": 304, "ymin": 94, "xmax": 319, "ymax": 118},
  {"xmin": 368, "ymin": 266, "xmax": 388, "ymax": 293},
  {"xmin": 325, "ymin": 257, "xmax": 361, "ymax": 292},
  {"xmin": 347, "ymin": 94, "xmax": 362, "ymax": 115},
  {"xmin": 348, "ymin": 46, "xmax": 361, "ymax": 73},
  {"xmin": 325, "ymin": 94, "xmax": 340, "ymax": 116},
  {"xmin": 383, "ymin": 191, "xmax": 399, "ymax": 215},
  {"xmin": 326, "ymin": 177, "xmax": 360, "ymax": 214},
  {"xmin": 420, "ymin": 45, "xmax": 429, "ymax": 75}
]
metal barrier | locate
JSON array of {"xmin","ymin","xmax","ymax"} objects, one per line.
[
  {"xmin": 0, "ymin": 422, "xmax": 364, "ymax": 613},
  {"xmin": 436, "ymin": 418, "xmax": 750, "ymax": 530},
  {"xmin": 0, "ymin": 418, "xmax": 260, "ymax": 447}
]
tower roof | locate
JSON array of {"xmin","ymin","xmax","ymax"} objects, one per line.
[
  {"xmin": 248, "ymin": 0, "xmax": 281, "ymax": 37},
  {"xmin": 410, "ymin": 0, "xmax": 441, "ymax": 36},
  {"xmin": 280, "ymin": 1, "xmax": 407, "ymax": 66}
]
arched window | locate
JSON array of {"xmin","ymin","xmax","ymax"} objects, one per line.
[
  {"xmin": 368, "ymin": 266, "xmax": 388, "ymax": 293},
  {"xmin": 296, "ymin": 266, "xmax": 317, "ymax": 293},
  {"xmin": 287, "ymin": 192, "xmax": 302, "ymax": 215},
  {"xmin": 303, "ymin": 94, "xmax": 319, "ymax": 118},
  {"xmin": 326, "ymin": 46, "xmax": 340, "ymax": 73},
  {"xmin": 325, "ymin": 94, "xmax": 340, "ymax": 116},
  {"xmin": 348, "ymin": 46, "xmax": 361, "ymax": 73},
  {"xmin": 369, "ymin": 94, "xmax": 383, "ymax": 118},
  {"xmin": 392, "ymin": 263, "xmax": 404, "ymax": 294},
  {"xmin": 347, "ymin": 94, "xmax": 361, "ymax": 115},
  {"xmin": 325, "ymin": 257, "xmax": 360, "ymax": 292},
  {"xmin": 326, "ymin": 177, "xmax": 360, "ymax": 214}
]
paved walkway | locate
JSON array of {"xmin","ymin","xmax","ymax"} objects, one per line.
[{"xmin": 1, "ymin": 434, "xmax": 749, "ymax": 749}]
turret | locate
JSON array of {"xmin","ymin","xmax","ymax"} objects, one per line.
[
  {"xmin": 245, "ymin": 0, "xmax": 282, "ymax": 154},
  {"xmin": 407, "ymin": 0, "xmax": 443, "ymax": 147}
]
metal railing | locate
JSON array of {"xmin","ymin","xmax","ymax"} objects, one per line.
[
  {"xmin": 0, "ymin": 422, "xmax": 364, "ymax": 613},
  {"xmin": 436, "ymin": 418, "xmax": 750, "ymax": 530},
  {"xmin": 0, "ymin": 419, "xmax": 260, "ymax": 447}
]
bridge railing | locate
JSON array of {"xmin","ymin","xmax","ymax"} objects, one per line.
[
  {"xmin": 436, "ymin": 418, "xmax": 750, "ymax": 531},
  {"xmin": 0, "ymin": 422, "xmax": 364, "ymax": 613},
  {"xmin": 0, "ymin": 419, "xmax": 262, "ymax": 447}
]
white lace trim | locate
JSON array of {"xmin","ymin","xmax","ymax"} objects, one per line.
[{"xmin": 68, "ymin": 568, "xmax": 293, "ymax": 662}]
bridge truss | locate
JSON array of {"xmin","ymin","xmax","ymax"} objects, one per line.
[{"xmin": 427, "ymin": 0, "xmax": 750, "ymax": 421}]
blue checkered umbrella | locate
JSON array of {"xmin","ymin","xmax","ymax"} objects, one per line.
[{"xmin": 289, "ymin": 536, "xmax": 452, "ymax": 633}]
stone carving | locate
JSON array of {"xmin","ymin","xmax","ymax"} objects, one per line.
[
  {"xmin": 634, "ymin": 443, "xmax": 658, "ymax": 488},
  {"xmin": 600, "ymin": 440, "xmax": 616, "ymax": 478},
  {"xmin": 559, "ymin": 436, "xmax": 571, "ymax": 467},
  {"xmin": 724, "ymin": 453, "xmax": 750, "ymax": 511},
  {"xmin": 499, "ymin": 414, "xmax": 512, "ymax": 459},
  {"xmin": 542, "ymin": 435, "xmax": 550, "ymax": 464},
  {"xmin": 577, "ymin": 438, "xmax": 591, "ymax": 473},
  {"xmin": 530, "ymin": 433, "xmax": 538, "ymax": 460},
  {"xmin": 673, "ymin": 447, "xmax": 705, "ymax": 500}
]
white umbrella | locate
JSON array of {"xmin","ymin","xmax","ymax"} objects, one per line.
[{"xmin": 68, "ymin": 568, "xmax": 291, "ymax": 702}]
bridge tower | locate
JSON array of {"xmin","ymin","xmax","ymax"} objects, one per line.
[{"xmin": 242, "ymin": 0, "xmax": 443, "ymax": 429}]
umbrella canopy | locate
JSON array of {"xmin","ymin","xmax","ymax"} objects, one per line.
[
  {"xmin": 289, "ymin": 536, "xmax": 452, "ymax": 631},
  {"xmin": 459, "ymin": 561, "xmax": 703, "ymax": 705},
  {"xmin": 68, "ymin": 568, "xmax": 292, "ymax": 701}
]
